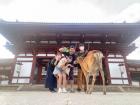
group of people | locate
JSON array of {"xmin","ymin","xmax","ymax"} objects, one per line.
[{"xmin": 45, "ymin": 43, "xmax": 87, "ymax": 93}]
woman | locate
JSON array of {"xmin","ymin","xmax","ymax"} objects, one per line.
[
  {"xmin": 53, "ymin": 47, "xmax": 72, "ymax": 93},
  {"xmin": 45, "ymin": 51, "xmax": 62, "ymax": 92}
]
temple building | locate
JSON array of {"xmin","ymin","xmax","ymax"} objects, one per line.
[{"xmin": 0, "ymin": 21, "xmax": 140, "ymax": 85}]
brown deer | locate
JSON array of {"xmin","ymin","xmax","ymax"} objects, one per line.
[{"xmin": 77, "ymin": 50, "xmax": 106, "ymax": 95}]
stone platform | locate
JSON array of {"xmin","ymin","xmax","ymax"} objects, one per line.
[{"xmin": 0, "ymin": 91, "xmax": 140, "ymax": 105}]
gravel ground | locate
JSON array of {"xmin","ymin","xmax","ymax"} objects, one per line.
[{"xmin": 0, "ymin": 91, "xmax": 140, "ymax": 105}]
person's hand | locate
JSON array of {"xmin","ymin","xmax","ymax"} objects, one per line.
[
  {"xmin": 59, "ymin": 47, "xmax": 64, "ymax": 52},
  {"xmin": 74, "ymin": 60, "xmax": 77, "ymax": 64},
  {"xmin": 67, "ymin": 64, "xmax": 73, "ymax": 67},
  {"xmin": 68, "ymin": 58, "xmax": 72, "ymax": 62}
]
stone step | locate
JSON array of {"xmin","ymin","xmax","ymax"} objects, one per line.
[
  {"xmin": 122, "ymin": 86, "xmax": 140, "ymax": 92},
  {"xmin": 18, "ymin": 84, "xmax": 139, "ymax": 92},
  {"xmin": 1, "ymin": 84, "xmax": 140, "ymax": 92},
  {"xmin": 0, "ymin": 85, "xmax": 19, "ymax": 91}
]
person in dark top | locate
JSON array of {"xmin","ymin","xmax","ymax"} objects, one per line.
[
  {"xmin": 76, "ymin": 43, "xmax": 88, "ymax": 91},
  {"xmin": 45, "ymin": 51, "xmax": 62, "ymax": 92},
  {"xmin": 68, "ymin": 45, "xmax": 76, "ymax": 92},
  {"xmin": 77, "ymin": 43, "xmax": 88, "ymax": 58}
]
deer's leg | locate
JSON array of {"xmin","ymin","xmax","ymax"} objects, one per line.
[
  {"xmin": 77, "ymin": 69, "xmax": 83, "ymax": 91},
  {"xmin": 89, "ymin": 73, "xmax": 96, "ymax": 94},
  {"xmin": 83, "ymin": 74, "xmax": 87, "ymax": 92},
  {"xmin": 100, "ymin": 67, "xmax": 106, "ymax": 95},
  {"xmin": 85, "ymin": 74, "xmax": 89, "ymax": 94}
]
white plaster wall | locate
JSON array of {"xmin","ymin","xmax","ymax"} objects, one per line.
[
  {"xmin": 109, "ymin": 63, "xmax": 127, "ymax": 78},
  {"xmin": 19, "ymin": 62, "xmax": 32, "ymax": 77},
  {"xmin": 13, "ymin": 62, "xmax": 32, "ymax": 77},
  {"xmin": 17, "ymin": 58, "xmax": 33, "ymax": 61},
  {"xmin": 111, "ymin": 79, "xmax": 128, "ymax": 84},
  {"xmin": 12, "ymin": 78, "xmax": 30, "ymax": 83},
  {"xmin": 132, "ymin": 81, "xmax": 140, "ymax": 86},
  {"xmin": 12, "ymin": 61, "xmax": 32, "ymax": 83},
  {"xmin": 108, "ymin": 60, "xmax": 128, "ymax": 84}
]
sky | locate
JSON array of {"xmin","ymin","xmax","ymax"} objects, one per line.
[{"xmin": 0, "ymin": 0, "xmax": 140, "ymax": 59}]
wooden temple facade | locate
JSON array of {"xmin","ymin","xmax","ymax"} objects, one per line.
[
  {"xmin": 127, "ymin": 60, "xmax": 140, "ymax": 86},
  {"xmin": 0, "ymin": 59, "xmax": 14, "ymax": 84},
  {"xmin": 0, "ymin": 21, "xmax": 140, "ymax": 85}
]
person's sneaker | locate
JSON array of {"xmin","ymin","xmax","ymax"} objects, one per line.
[
  {"xmin": 62, "ymin": 88, "xmax": 67, "ymax": 93},
  {"xmin": 50, "ymin": 89, "xmax": 56, "ymax": 93},
  {"xmin": 58, "ymin": 88, "xmax": 62, "ymax": 93}
]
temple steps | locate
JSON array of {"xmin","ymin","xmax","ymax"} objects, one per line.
[{"xmin": 0, "ymin": 84, "xmax": 140, "ymax": 92}]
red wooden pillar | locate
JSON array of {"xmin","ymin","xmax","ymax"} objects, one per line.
[
  {"xmin": 104, "ymin": 51, "xmax": 111, "ymax": 85},
  {"xmin": 37, "ymin": 64, "xmax": 42, "ymax": 84},
  {"xmin": 123, "ymin": 54, "xmax": 132, "ymax": 85},
  {"xmin": 9, "ymin": 54, "xmax": 17, "ymax": 84},
  {"xmin": 29, "ymin": 53, "xmax": 36, "ymax": 84}
]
